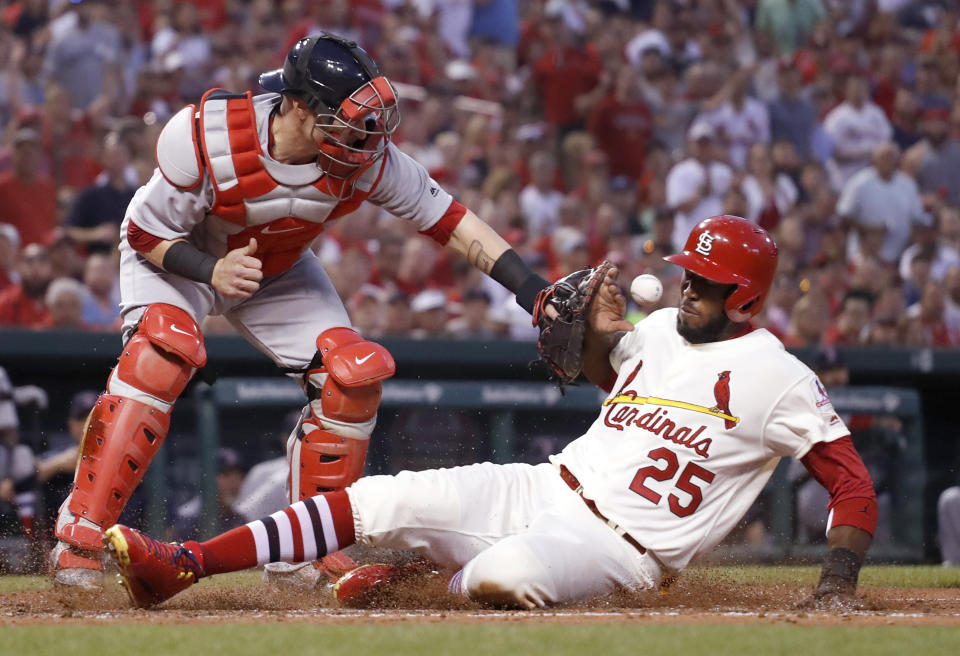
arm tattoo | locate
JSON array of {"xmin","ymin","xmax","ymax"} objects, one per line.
[{"xmin": 467, "ymin": 240, "xmax": 495, "ymax": 274}]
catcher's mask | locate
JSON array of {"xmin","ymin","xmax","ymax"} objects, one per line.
[
  {"xmin": 259, "ymin": 33, "xmax": 400, "ymax": 184},
  {"xmin": 664, "ymin": 215, "xmax": 778, "ymax": 322}
]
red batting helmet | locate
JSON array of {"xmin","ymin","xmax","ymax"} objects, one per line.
[{"xmin": 664, "ymin": 215, "xmax": 778, "ymax": 322}]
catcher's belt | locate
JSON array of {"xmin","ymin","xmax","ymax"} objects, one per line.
[{"xmin": 559, "ymin": 465, "xmax": 647, "ymax": 555}]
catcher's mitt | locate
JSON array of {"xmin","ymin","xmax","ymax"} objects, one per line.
[{"xmin": 532, "ymin": 260, "xmax": 613, "ymax": 385}]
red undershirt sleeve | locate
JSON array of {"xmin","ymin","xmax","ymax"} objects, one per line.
[
  {"xmin": 127, "ymin": 220, "xmax": 165, "ymax": 254},
  {"xmin": 800, "ymin": 436, "xmax": 878, "ymax": 536},
  {"xmin": 419, "ymin": 200, "xmax": 467, "ymax": 246}
]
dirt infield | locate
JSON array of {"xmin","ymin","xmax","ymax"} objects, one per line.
[{"xmin": 3, "ymin": 570, "xmax": 959, "ymax": 627}]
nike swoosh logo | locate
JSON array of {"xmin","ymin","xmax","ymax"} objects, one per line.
[
  {"xmin": 355, "ymin": 353, "xmax": 374, "ymax": 365},
  {"xmin": 170, "ymin": 324, "xmax": 192, "ymax": 336},
  {"xmin": 261, "ymin": 224, "xmax": 304, "ymax": 234}
]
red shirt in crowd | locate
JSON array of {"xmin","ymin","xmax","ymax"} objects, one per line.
[
  {"xmin": 532, "ymin": 45, "xmax": 602, "ymax": 127},
  {"xmin": 0, "ymin": 284, "xmax": 51, "ymax": 328},
  {"xmin": 0, "ymin": 171, "xmax": 57, "ymax": 247},
  {"xmin": 587, "ymin": 94, "xmax": 652, "ymax": 179}
]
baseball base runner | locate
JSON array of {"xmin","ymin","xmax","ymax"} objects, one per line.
[{"xmin": 104, "ymin": 216, "xmax": 877, "ymax": 610}]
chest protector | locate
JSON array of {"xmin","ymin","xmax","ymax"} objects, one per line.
[{"xmin": 156, "ymin": 90, "xmax": 387, "ymax": 276}]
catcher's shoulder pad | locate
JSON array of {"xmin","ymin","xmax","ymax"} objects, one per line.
[{"xmin": 156, "ymin": 104, "xmax": 203, "ymax": 190}]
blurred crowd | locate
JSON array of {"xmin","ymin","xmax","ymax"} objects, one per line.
[{"xmin": 0, "ymin": 0, "xmax": 959, "ymax": 348}]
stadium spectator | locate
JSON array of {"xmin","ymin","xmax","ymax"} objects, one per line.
[
  {"xmin": 904, "ymin": 281, "xmax": 954, "ymax": 347},
  {"xmin": 698, "ymin": 69, "xmax": 771, "ymax": 170},
  {"xmin": 0, "ymin": 367, "xmax": 36, "ymax": 573},
  {"xmin": 889, "ymin": 90, "xmax": 922, "ymax": 151},
  {"xmin": 64, "ymin": 132, "xmax": 137, "ymax": 251},
  {"xmin": 0, "ymin": 243, "xmax": 52, "ymax": 328},
  {"xmin": 781, "ymin": 291, "xmax": 831, "ymax": 348},
  {"xmin": 550, "ymin": 226, "xmax": 590, "ymax": 278},
  {"xmin": 39, "ymin": 277, "xmax": 88, "ymax": 331},
  {"xmin": 586, "ymin": 64, "xmax": 652, "ymax": 180},
  {"xmin": 914, "ymin": 107, "xmax": 960, "ymax": 208},
  {"xmin": 410, "ymin": 288, "xmax": 450, "ymax": 339},
  {"xmin": 836, "ymin": 142, "xmax": 930, "ymax": 265},
  {"xmin": 755, "ymin": 0, "xmax": 827, "ymax": 57},
  {"xmin": 824, "ymin": 289, "xmax": 874, "ymax": 347},
  {"xmin": 150, "ymin": 2, "xmax": 212, "ymax": 102},
  {"xmin": 530, "ymin": 4, "xmax": 601, "ymax": 134},
  {"xmin": 0, "ymin": 224, "xmax": 20, "ymax": 293},
  {"xmin": 35, "ymin": 390, "xmax": 99, "ymax": 551},
  {"xmin": 81, "ymin": 252, "xmax": 120, "ymax": 331},
  {"xmin": 447, "ymin": 287, "xmax": 495, "ymax": 339},
  {"xmin": 944, "ymin": 266, "xmax": 960, "ymax": 343},
  {"xmin": 42, "ymin": 0, "xmax": 121, "ymax": 111},
  {"xmin": 823, "ymin": 74, "xmax": 893, "ymax": 191},
  {"xmin": 348, "ymin": 284, "xmax": 387, "ymax": 338},
  {"xmin": 741, "ymin": 143, "xmax": 799, "ymax": 230},
  {"xmin": 912, "ymin": 55, "xmax": 952, "ymax": 112},
  {"xmin": 0, "ymin": 127, "xmax": 56, "ymax": 248},
  {"xmin": 518, "ymin": 150, "xmax": 563, "ymax": 240},
  {"xmin": 768, "ymin": 59, "xmax": 818, "ymax": 160},
  {"xmin": 382, "ymin": 291, "xmax": 414, "ymax": 338},
  {"xmin": 899, "ymin": 207, "xmax": 960, "ymax": 285},
  {"xmin": 666, "ymin": 121, "xmax": 733, "ymax": 249}
]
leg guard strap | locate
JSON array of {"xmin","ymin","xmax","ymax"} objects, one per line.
[
  {"xmin": 58, "ymin": 394, "xmax": 170, "ymax": 549},
  {"xmin": 290, "ymin": 420, "xmax": 369, "ymax": 501}
]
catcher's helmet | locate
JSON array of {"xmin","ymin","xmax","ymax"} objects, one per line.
[
  {"xmin": 664, "ymin": 215, "xmax": 778, "ymax": 322},
  {"xmin": 259, "ymin": 33, "xmax": 400, "ymax": 180}
]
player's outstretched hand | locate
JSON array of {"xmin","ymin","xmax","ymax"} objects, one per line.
[
  {"xmin": 589, "ymin": 266, "xmax": 635, "ymax": 335},
  {"xmin": 212, "ymin": 238, "xmax": 263, "ymax": 299}
]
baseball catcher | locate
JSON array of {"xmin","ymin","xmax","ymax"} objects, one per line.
[{"xmin": 51, "ymin": 33, "xmax": 552, "ymax": 589}]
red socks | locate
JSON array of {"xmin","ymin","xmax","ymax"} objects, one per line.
[{"xmin": 195, "ymin": 490, "xmax": 356, "ymax": 576}]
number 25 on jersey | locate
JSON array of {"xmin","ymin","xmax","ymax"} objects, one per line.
[{"xmin": 630, "ymin": 447, "xmax": 716, "ymax": 517}]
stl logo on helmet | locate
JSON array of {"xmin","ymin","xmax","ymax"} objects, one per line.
[{"xmin": 695, "ymin": 230, "xmax": 716, "ymax": 256}]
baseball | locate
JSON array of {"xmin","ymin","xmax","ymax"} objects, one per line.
[{"xmin": 630, "ymin": 274, "xmax": 663, "ymax": 304}]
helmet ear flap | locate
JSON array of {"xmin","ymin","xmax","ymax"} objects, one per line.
[{"xmin": 725, "ymin": 288, "xmax": 762, "ymax": 322}]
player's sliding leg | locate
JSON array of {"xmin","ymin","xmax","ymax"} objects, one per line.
[
  {"xmin": 265, "ymin": 327, "xmax": 395, "ymax": 585},
  {"xmin": 53, "ymin": 304, "xmax": 206, "ymax": 588},
  {"xmin": 104, "ymin": 490, "xmax": 357, "ymax": 607}
]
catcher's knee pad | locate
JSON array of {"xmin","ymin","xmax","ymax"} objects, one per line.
[
  {"xmin": 58, "ymin": 304, "xmax": 206, "ymax": 551},
  {"xmin": 58, "ymin": 395, "xmax": 172, "ymax": 550},
  {"xmin": 288, "ymin": 327, "xmax": 395, "ymax": 500},
  {"xmin": 110, "ymin": 303, "xmax": 206, "ymax": 404}
]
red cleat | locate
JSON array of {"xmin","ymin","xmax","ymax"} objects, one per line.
[
  {"xmin": 316, "ymin": 551, "xmax": 360, "ymax": 580},
  {"xmin": 103, "ymin": 525, "xmax": 206, "ymax": 608},
  {"xmin": 334, "ymin": 563, "xmax": 404, "ymax": 608},
  {"xmin": 333, "ymin": 560, "xmax": 435, "ymax": 608}
]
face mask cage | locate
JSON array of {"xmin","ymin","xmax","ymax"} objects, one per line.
[{"xmin": 311, "ymin": 76, "xmax": 401, "ymax": 189}]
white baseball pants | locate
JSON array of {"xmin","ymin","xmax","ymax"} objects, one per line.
[{"xmin": 347, "ymin": 461, "xmax": 662, "ymax": 608}]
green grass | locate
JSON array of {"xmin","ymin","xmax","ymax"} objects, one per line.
[
  {"xmin": 4, "ymin": 566, "xmax": 959, "ymax": 655},
  {"xmin": 691, "ymin": 565, "xmax": 960, "ymax": 587},
  {"xmin": 2, "ymin": 625, "xmax": 960, "ymax": 656}
]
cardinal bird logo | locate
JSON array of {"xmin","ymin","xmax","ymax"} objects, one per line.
[{"xmin": 709, "ymin": 370, "xmax": 737, "ymax": 430}]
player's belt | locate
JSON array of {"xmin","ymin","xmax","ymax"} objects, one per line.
[{"xmin": 559, "ymin": 465, "xmax": 646, "ymax": 555}]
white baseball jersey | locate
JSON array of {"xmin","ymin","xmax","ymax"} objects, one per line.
[{"xmin": 551, "ymin": 308, "xmax": 849, "ymax": 571}]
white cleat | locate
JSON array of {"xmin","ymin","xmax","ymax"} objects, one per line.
[
  {"xmin": 262, "ymin": 561, "xmax": 323, "ymax": 589},
  {"xmin": 51, "ymin": 542, "xmax": 104, "ymax": 590}
]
